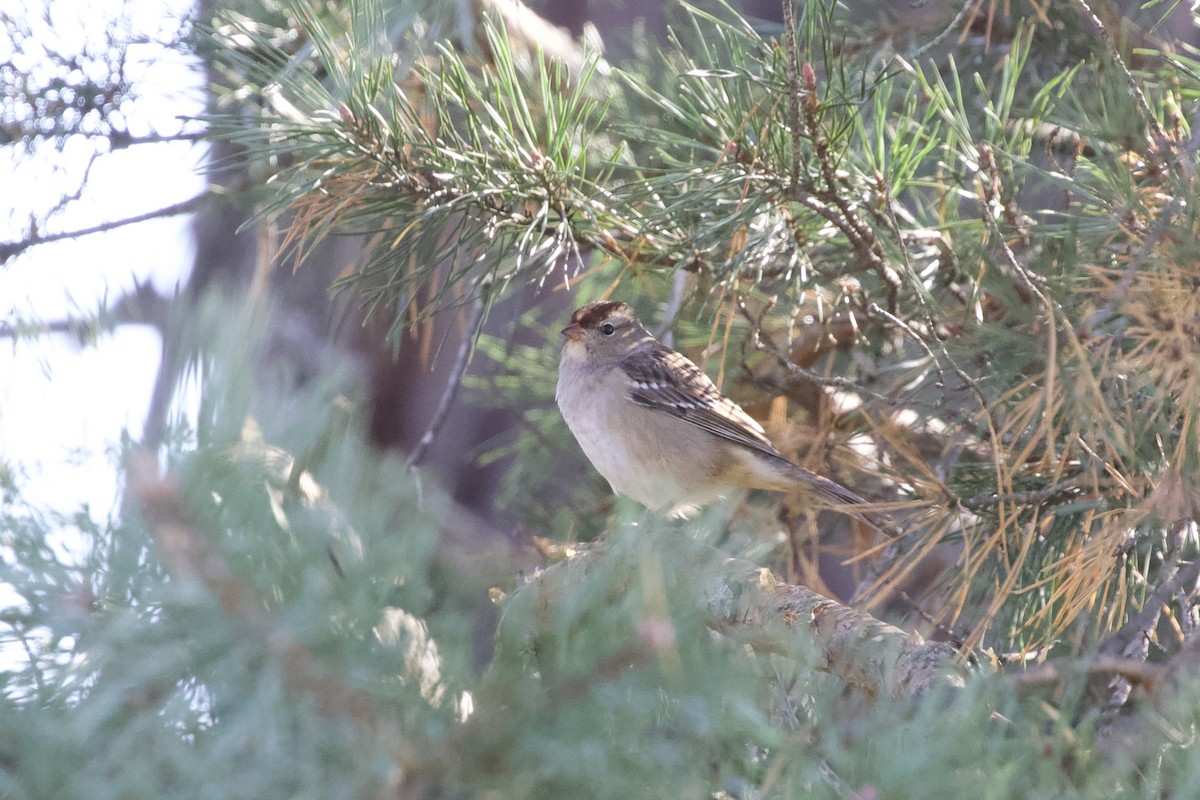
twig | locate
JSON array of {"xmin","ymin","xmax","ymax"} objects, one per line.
[
  {"xmin": 780, "ymin": 0, "xmax": 803, "ymax": 193},
  {"xmin": 957, "ymin": 478, "xmax": 1086, "ymax": 511},
  {"xmin": 406, "ymin": 278, "xmax": 492, "ymax": 471},
  {"xmin": 0, "ymin": 193, "xmax": 208, "ymax": 263},
  {"xmin": 1175, "ymin": 560, "xmax": 1200, "ymax": 640},
  {"xmin": 1094, "ymin": 557, "xmax": 1199, "ymax": 712},
  {"xmin": 1083, "ymin": 112, "xmax": 1200, "ymax": 333},
  {"xmin": 1104, "ymin": 559, "xmax": 1200, "ymax": 657},
  {"xmin": 733, "ymin": 297, "xmax": 914, "ymax": 541},
  {"xmin": 866, "ymin": 301, "xmax": 993, "ymax": 415},
  {"xmin": 49, "ymin": 149, "xmax": 103, "ymax": 220},
  {"xmin": 912, "ymin": 0, "xmax": 978, "ymax": 58},
  {"xmin": 975, "ymin": 143, "xmax": 1048, "ymax": 307},
  {"xmin": 105, "ymin": 130, "xmax": 208, "ymax": 149},
  {"xmin": 791, "ymin": 192, "xmax": 879, "ymax": 266},
  {"xmin": 0, "ymin": 281, "xmax": 170, "ymax": 341},
  {"xmin": 735, "ymin": 297, "xmax": 894, "ymax": 405},
  {"xmin": 0, "ymin": 317, "xmax": 94, "ymax": 342},
  {"xmin": 1007, "ymin": 655, "xmax": 1165, "ymax": 691},
  {"xmin": 1068, "ymin": 0, "xmax": 1168, "ymax": 147},
  {"xmin": 792, "ymin": 59, "xmax": 902, "ymax": 306},
  {"xmin": 895, "ymin": 585, "xmax": 968, "ymax": 645}
]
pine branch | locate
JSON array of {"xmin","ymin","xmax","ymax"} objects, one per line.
[
  {"xmin": 129, "ymin": 449, "xmax": 390, "ymax": 729},
  {"xmin": 791, "ymin": 57, "xmax": 902, "ymax": 306},
  {"xmin": 492, "ymin": 533, "xmax": 967, "ymax": 699},
  {"xmin": 1068, "ymin": 0, "xmax": 1168, "ymax": 147}
]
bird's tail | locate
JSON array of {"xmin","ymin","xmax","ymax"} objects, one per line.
[{"xmin": 777, "ymin": 461, "xmax": 900, "ymax": 538}]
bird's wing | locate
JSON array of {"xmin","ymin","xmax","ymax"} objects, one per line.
[{"xmin": 620, "ymin": 345, "xmax": 786, "ymax": 460}]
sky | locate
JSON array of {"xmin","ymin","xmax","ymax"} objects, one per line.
[{"xmin": 0, "ymin": 0, "xmax": 204, "ymax": 520}]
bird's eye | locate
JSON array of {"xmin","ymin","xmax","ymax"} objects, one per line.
[{"xmin": 600, "ymin": 323, "xmax": 616, "ymax": 336}]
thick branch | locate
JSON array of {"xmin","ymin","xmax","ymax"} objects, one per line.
[{"xmin": 492, "ymin": 534, "xmax": 967, "ymax": 699}]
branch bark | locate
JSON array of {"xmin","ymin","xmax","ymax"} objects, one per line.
[{"xmin": 491, "ymin": 533, "xmax": 967, "ymax": 699}]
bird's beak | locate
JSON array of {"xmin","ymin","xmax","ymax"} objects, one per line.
[{"xmin": 561, "ymin": 323, "xmax": 585, "ymax": 341}]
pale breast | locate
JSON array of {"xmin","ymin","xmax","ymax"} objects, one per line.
[{"xmin": 557, "ymin": 358, "xmax": 725, "ymax": 515}]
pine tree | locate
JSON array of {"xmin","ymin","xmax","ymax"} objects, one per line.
[{"xmin": 4, "ymin": 1, "xmax": 1200, "ymax": 797}]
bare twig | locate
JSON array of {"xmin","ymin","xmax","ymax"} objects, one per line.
[
  {"xmin": 865, "ymin": 301, "xmax": 993, "ymax": 419},
  {"xmin": 957, "ymin": 478, "xmax": 1087, "ymax": 511},
  {"xmin": 912, "ymin": 0, "xmax": 978, "ymax": 58},
  {"xmin": 0, "ymin": 193, "xmax": 208, "ymax": 263},
  {"xmin": 1007, "ymin": 655, "xmax": 1165, "ymax": 691},
  {"xmin": 735, "ymin": 297, "xmax": 894, "ymax": 405},
  {"xmin": 406, "ymin": 278, "xmax": 492, "ymax": 470},
  {"xmin": 1105, "ymin": 559, "xmax": 1200, "ymax": 656},
  {"xmin": 1175, "ymin": 562, "xmax": 1200, "ymax": 640},
  {"xmin": 1093, "ymin": 556, "xmax": 1200, "ymax": 712},
  {"xmin": 105, "ymin": 130, "xmax": 208, "ymax": 149}
]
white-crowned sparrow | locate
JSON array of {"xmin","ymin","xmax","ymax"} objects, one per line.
[{"xmin": 556, "ymin": 300, "xmax": 875, "ymax": 519}]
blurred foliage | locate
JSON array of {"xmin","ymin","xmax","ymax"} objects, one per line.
[
  {"xmin": 4, "ymin": 0, "xmax": 1200, "ymax": 797},
  {"xmin": 1, "ymin": 2, "xmax": 140, "ymax": 146},
  {"xmin": 0, "ymin": 0, "xmax": 204, "ymax": 265},
  {"xmin": 2, "ymin": 361, "xmax": 1200, "ymax": 798}
]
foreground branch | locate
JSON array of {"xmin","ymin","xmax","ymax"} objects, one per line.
[
  {"xmin": 492, "ymin": 533, "xmax": 967, "ymax": 699},
  {"xmin": 129, "ymin": 449, "xmax": 386, "ymax": 728}
]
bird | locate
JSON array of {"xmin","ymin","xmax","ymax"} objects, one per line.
[{"xmin": 555, "ymin": 300, "xmax": 881, "ymax": 521}]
